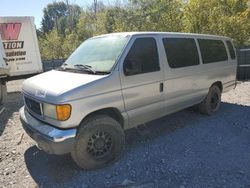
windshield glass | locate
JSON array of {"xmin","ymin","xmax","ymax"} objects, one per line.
[{"xmin": 64, "ymin": 35, "xmax": 129, "ymax": 73}]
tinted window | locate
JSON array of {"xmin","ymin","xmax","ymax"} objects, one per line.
[
  {"xmin": 124, "ymin": 38, "xmax": 159, "ymax": 75},
  {"xmin": 198, "ymin": 39, "xmax": 228, "ymax": 64},
  {"xmin": 226, "ymin": 41, "xmax": 236, "ymax": 59},
  {"xmin": 163, "ymin": 38, "xmax": 199, "ymax": 68}
]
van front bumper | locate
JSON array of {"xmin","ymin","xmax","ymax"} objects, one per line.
[{"xmin": 19, "ymin": 106, "xmax": 76, "ymax": 155}]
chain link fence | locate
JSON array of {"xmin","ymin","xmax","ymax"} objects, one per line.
[{"xmin": 237, "ymin": 49, "xmax": 250, "ymax": 81}]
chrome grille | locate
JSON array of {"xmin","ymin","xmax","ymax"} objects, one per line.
[{"xmin": 24, "ymin": 96, "xmax": 42, "ymax": 116}]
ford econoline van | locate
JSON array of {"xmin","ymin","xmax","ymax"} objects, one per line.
[{"xmin": 20, "ymin": 32, "xmax": 237, "ymax": 169}]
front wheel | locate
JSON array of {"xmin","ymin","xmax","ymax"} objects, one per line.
[
  {"xmin": 71, "ymin": 115, "xmax": 125, "ymax": 169},
  {"xmin": 198, "ymin": 85, "xmax": 221, "ymax": 115}
]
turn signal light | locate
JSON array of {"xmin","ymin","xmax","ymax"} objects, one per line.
[{"xmin": 56, "ymin": 104, "xmax": 71, "ymax": 121}]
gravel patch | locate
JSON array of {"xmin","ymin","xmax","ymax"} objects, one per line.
[{"xmin": 0, "ymin": 81, "xmax": 250, "ymax": 187}]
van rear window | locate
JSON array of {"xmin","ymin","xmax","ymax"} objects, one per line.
[
  {"xmin": 198, "ymin": 39, "xmax": 228, "ymax": 64},
  {"xmin": 163, "ymin": 38, "xmax": 200, "ymax": 68},
  {"xmin": 226, "ymin": 41, "xmax": 236, "ymax": 60}
]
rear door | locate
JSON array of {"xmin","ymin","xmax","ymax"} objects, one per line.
[
  {"xmin": 119, "ymin": 36, "xmax": 165, "ymax": 128},
  {"xmin": 160, "ymin": 36, "xmax": 204, "ymax": 111}
]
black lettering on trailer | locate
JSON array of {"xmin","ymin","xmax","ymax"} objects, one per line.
[{"xmin": 3, "ymin": 41, "xmax": 24, "ymax": 49}]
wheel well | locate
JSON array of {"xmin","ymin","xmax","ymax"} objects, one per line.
[
  {"xmin": 212, "ymin": 81, "xmax": 223, "ymax": 92},
  {"xmin": 83, "ymin": 108, "xmax": 124, "ymax": 128}
]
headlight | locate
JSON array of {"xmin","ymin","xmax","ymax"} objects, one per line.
[
  {"xmin": 43, "ymin": 103, "xmax": 71, "ymax": 121},
  {"xmin": 43, "ymin": 103, "xmax": 57, "ymax": 119}
]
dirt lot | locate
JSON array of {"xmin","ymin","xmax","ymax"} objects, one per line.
[{"xmin": 0, "ymin": 80, "xmax": 250, "ymax": 188}]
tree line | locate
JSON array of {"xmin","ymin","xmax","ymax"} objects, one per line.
[{"xmin": 38, "ymin": 0, "xmax": 250, "ymax": 60}]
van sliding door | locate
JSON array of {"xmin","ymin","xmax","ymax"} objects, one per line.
[{"xmin": 161, "ymin": 37, "xmax": 204, "ymax": 111}]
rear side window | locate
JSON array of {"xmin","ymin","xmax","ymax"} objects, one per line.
[
  {"xmin": 163, "ymin": 38, "xmax": 199, "ymax": 68},
  {"xmin": 226, "ymin": 41, "xmax": 236, "ymax": 59},
  {"xmin": 198, "ymin": 39, "xmax": 228, "ymax": 64},
  {"xmin": 124, "ymin": 38, "xmax": 160, "ymax": 75}
]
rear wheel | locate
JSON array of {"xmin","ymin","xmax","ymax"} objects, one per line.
[
  {"xmin": 71, "ymin": 115, "xmax": 125, "ymax": 169},
  {"xmin": 198, "ymin": 85, "xmax": 221, "ymax": 115}
]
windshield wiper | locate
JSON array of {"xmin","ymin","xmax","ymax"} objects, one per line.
[
  {"xmin": 74, "ymin": 64, "xmax": 96, "ymax": 74},
  {"xmin": 95, "ymin": 71, "xmax": 111, "ymax": 75},
  {"xmin": 56, "ymin": 64, "xmax": 89, "ymax": 74},
  {"xmin": 57, "ymin": 64, "xmax": 110, "ymax": 75},
  {"xmin": 57, "ymin": 65, "xmax": 78, "ymax": 72}
]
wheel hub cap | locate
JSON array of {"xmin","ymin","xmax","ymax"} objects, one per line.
[
  {"xmin": 87, "ymin": 131, "xmax": 112, "ymax": 158},
  {"xmin": 94, "ymin": 138, "xmax": 105, "ymax": 150}
]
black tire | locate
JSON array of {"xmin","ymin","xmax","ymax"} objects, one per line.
[
  {"xmin": 71, "ymin": 114, "xmax": 125, "ymax": 169},
  {"xmin": 198, "ymin": 85, "xmax": 221, "ymax": 115}
]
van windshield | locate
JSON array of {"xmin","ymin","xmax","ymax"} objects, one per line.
[{"xmin": 63, "ymin": 35, "xmax": 129, "ymax": 74}]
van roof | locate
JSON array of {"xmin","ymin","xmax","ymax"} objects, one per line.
[{"xmin": 94, "ymin": 32, "xmax": 231, "ymax": 40}]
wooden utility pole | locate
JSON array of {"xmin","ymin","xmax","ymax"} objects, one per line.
[{"xmin": 94, "ymin": 0, "xmax": 98, "ymax": 18}]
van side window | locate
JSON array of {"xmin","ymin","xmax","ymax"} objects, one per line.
[
  {"xmin": 124, "ymin": 38, "xmax": 160, "ymax": 76},
  {"xmin": 226, "ymin": 41, "xmax": 236, "ymax": 60},
  {"xmin": 163, "ymin": 38, "xmax": 199, "ymax": 68},
  {"xmin": 198, "ymin": 39, "xmax": 228, "ymax": 64}
]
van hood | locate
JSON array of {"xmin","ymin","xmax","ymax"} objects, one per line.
[{"xmin": 22, "ymin": 70, "xmax": 106, "ymax": 102}]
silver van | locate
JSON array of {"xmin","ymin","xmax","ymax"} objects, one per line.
[{"xmin": 20, "ymin": 32, "xmax": 237, "ymax": 169}]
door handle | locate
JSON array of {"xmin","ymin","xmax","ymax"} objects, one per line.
[{"xmin": 160, "ymin": 83, "xmax": 164, "ymax": 92}]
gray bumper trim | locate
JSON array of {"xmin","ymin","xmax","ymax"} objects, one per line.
[{"xmin": 19, "ymin": 106, "xmax": 76, "ymax": 154}]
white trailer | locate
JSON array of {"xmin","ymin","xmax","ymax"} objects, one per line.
[{"xmin": 0, "ymin": 16, "xmax": 43, "ymax": 107}]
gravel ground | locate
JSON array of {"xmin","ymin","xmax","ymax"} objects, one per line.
[{"xmin": 0, "ymin": 80, "xmax": 250, "ymax": 188}]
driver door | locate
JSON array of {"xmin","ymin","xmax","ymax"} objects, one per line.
[{"xmin": 119, "ymin": 36, "xmax": 165, "ymax": 128}]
